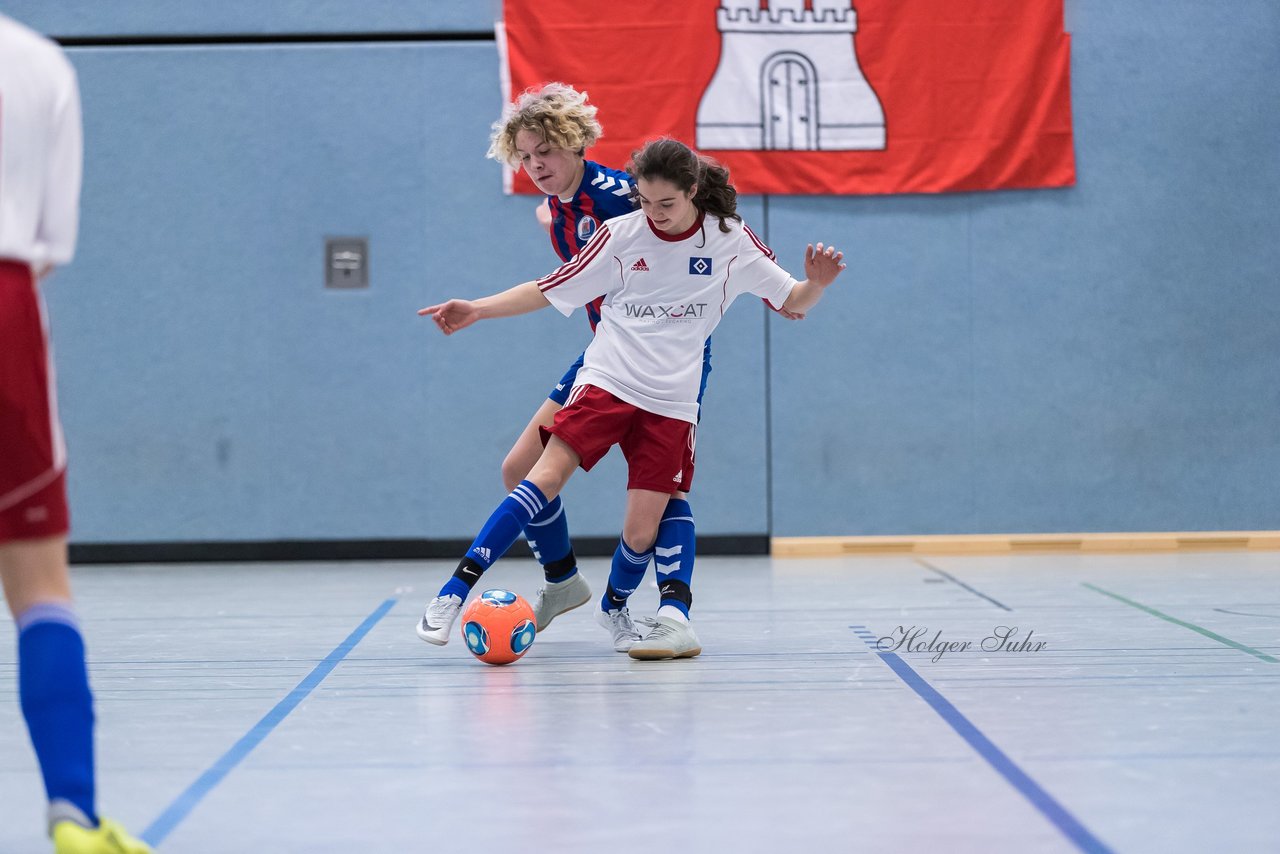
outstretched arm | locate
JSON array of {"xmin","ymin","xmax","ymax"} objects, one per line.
[
  {"xmin": 418, "ymin": 281, "xmax": 551, "ymax": 335},
  {"xmin": 781, "ymin": 243, "xmax": 846, "ymax": 316}
]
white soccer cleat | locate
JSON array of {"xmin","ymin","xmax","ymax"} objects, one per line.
[
  {"xmin": 416, "ymin": 594, "xmax": 463, "ymax": 645},
  {"xmin": 595, "ymin": 607, "xmax": 642, "ymax": 652},
  {"xmin": 629, "ymin": 615, "xmax": 702, "ymax": 660},
  {"xmin": 533, "ymin": 573, "xmax": 592, "ymax": 630}
]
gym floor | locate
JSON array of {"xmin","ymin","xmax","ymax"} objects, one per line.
[{"xmin": 2, "ymin": 551, "xmax": 1277, "ymax": 852}]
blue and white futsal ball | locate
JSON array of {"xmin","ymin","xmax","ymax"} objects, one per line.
[{"xmin": 459, "ymin": 588, "xmax": 537, "ymax": 665}]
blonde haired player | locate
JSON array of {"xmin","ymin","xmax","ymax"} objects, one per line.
[
  {"xmin": 0, "ymin": 13, "xmax": 151, "ymax": 854},
  {"xmin": 486, "ymin": 81, "xmax": 601, "ymax": 165}
]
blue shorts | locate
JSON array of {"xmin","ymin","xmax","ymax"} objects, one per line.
[
  {"xmin": 549, "ymin": 339, "xmax": 714, "ymax": 418},
  {"xmin": 547, "ymin": 352, "xmax": 587, "ymax": 406}
]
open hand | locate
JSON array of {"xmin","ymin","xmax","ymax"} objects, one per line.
[
  {"xmin": 804, "ymin": 242, "xmax": 846, "ymax": 288},
  {"xmin": 417, "ymin": 299, "xmax": 480, "ymax": 335}
]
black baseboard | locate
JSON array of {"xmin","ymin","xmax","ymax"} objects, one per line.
[{"xmin": 68, "ymin": 535, "xmax": 769, "ymax": 564}]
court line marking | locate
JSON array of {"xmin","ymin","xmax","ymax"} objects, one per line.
[
  {"xmin": 140, "ymin": 598, "xmax": 398, "ymax": 847},
  {"xmin": 1214, "ymin": 607, "xmax": 1280, "ymax": 620},
  {"xmin": 850, "ymin": 626, "xmax": 1115, "ymax": 854},
  {"xmin": 1082, "ymin": 583, "xmax": 1278, "ymax": 663},
  {"xmin": 915, "ymin": 558, "xmax": 1013, "ymax": 611}
]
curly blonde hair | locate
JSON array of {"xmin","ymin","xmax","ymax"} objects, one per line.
[{"xmin": 487, "ymin": 83, "xmax": 603, "ymax": 166}]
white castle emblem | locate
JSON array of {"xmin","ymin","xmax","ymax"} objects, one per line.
[{"xmin": 697, "ymin": 0, "xmax": 885, "ymax": 151}]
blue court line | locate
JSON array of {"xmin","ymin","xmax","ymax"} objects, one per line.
[
  {"xmin": 141, "ymin": 598, "xmax": 398, "ymax": 848},
  {"xmin": 915, "ymin": 558, "xmax": 1013, "ymax": 611},
  {"xmin": 850, "ymin": 626, "xmax": 1115, "ymax": 854}
]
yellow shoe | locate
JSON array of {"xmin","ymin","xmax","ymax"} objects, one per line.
[{"xmin": 53, "ymin": 818, "xmax": 153, "ymax": 854}]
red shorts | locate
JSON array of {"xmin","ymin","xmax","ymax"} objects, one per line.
[
  {"xmin": 0, "ymin": 260, "xmax": 70, "ymax": 542},
  {"xmin": 540, "ymin": 384, "xmax": 696, "ymax": 494}
]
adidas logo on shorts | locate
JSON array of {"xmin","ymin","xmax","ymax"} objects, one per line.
[{"xmin": 631, "ymin": 258, "xmax": 650, "ymax": 272}]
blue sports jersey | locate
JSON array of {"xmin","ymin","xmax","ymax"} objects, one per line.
[{"xmin": 547, "ymin": 160, "xmax": 636, "ymax": 331}]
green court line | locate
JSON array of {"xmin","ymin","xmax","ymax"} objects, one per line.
[{"xmin": 1083, "ymin": 583, "xmax": 1278, "ymax": 663}]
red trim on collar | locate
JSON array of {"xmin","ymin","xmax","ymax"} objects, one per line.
[{"xmin": 647, "ymin": 210, "xmax": 705, "ymax": 242}]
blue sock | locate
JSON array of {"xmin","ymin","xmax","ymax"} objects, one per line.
[
  {"xmin": 654, "ymin": 498, "xmax": 696, "ymax": 618},
  {"xmin": 601, "ymin": 537, "xmax": 652, "ymax": 611},
  {"xmin": 524, "ymin": 496, "xmax": 578, "ymax": 583},
  {"xmin": 17, "ymin": 603, "xmax": 97, "ymax": 826},
  {"xmin": 439, "ymin": 480, "xmax": 548, "ymax": 600}
]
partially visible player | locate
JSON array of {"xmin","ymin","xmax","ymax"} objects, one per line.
[
  {"xmin": 0, "ymin": 13, "xmax": 152, "ymax": 854},
  {"xmin": 417, "ymin": 137, "xmax": 845, "ymax": 659},
  {"xmin": 441, "ymin": 83, "xmax": 712, "ymax": 650}
]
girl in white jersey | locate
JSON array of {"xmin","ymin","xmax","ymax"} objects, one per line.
[
  {"xmin": 483, "ymin": 84, "xmax": 713, "ymax": 640},
  {"xmin": 416, "ymin": 138, "xmax": 845, "ymax": 659}
]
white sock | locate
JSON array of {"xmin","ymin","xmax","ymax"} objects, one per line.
[{"xmin": 656, "ymin": 604, "xmax": 689, "ymax": 624}]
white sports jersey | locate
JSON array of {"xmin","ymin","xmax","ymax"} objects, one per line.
[
  {"xmin": 538, "ymin": 209, "xmax": 796, "ymax": 424},
  {"xmin": 0, "ymin": 14, "xmax": 82, "ymax": 268}
]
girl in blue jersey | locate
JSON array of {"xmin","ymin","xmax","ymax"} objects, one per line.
[{"xmin": 447, "ymin": 83, "xmax": 711, "ymax": 649}]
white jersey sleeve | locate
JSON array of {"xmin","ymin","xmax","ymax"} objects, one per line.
[
  {"xmin": 535, "ymin": 223, "xmax": 618, "ymax": 316},
  {"xmin": 39, "ymin": 60, "xmax": 83, "ymax": 266},
  {"xmin": 730, "ymin": 224, "xmax": 796, "ymax": 310},
  {"xmin": 0, "ymin": 15, "xmax": 83, "ymax": 268},
  {"xmin": 41, "ymin": 63, "xmax": 81, "ymax": 265}
]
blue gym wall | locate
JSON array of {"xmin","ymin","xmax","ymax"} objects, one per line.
[{"xmin": 6, "ymin": 1, "xmax": 1278, "ymax": 544}]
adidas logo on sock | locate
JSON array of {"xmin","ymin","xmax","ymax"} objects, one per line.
[
  {"xmin": 631, "ymin": 258, "xmax": 649, "ymax": 272},
  {"xmin": 471, "ymin": 546, "xmax": 492, "ymax": 563}
]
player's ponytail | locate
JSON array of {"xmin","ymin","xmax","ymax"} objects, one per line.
[
  {"xmin": 693, "ymin": 158, "xmax": 739, "ymax": 233},
  {"xmin": 628, "ymin": 138, "xmax": 741, "ymax": 233}
]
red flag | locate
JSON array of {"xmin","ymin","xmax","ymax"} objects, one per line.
[{"xmin": 499, "ymin": 0, "xmax": 1074, "ymax": 195}]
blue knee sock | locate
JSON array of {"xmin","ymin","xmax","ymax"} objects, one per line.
[
  {"xmin": 601, "ymin": 538, "xmax": 652, "ymax": 611},
  {"xmin": 655, "ymin": 498, "xmax": 696, "ymax": 618},
  {"xmin": 17, "ymin": 602, "xmax": 97, "ymax": 826},
  {"xmin": 439, "ymin": 480, "xmax": 548, "ymax": 600},
  {"xmin": 524, "ymin": 496, "xmax": 577, "ymax": 583}
]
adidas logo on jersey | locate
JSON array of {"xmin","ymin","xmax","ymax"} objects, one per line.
[{"xmin": 631, "ymin": 258, "xmax": 650, "ymax": 272}]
